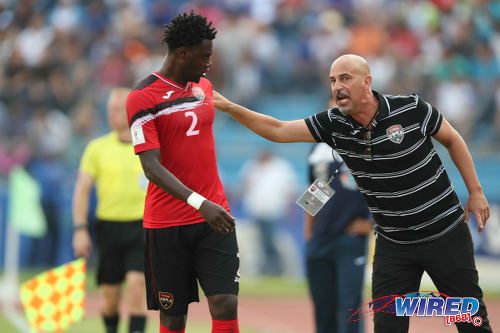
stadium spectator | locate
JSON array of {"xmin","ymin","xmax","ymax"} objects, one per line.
[
  {"xmin": 305, "ymin": 136, "xmax": 372, "ymax": 331},
  {"xmin": 240, "ymin": 150, "xmax": 298, "ymax": 276},
  {"xmin": 126, "ymin": 12, "xmax": 240, "ymax": 333},
  {"xmin": 213, "ymin": 53, "xmax": 492, "ymax": 333},
  {"xmin": 72, "ymin": 88, "xmax": 148, "ymax": 333}
]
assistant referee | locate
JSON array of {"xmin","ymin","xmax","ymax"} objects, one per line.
[{"xmin": 72, "ymin": 88, "xmax": 148, "ymax": 333}]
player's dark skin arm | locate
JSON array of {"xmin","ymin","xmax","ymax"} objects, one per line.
[{"xmin": 139, "ymin": 149, "xmax": 235, "ymax": 233}]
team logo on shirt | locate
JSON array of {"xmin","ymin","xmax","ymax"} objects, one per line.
[
  {"xmin": 386, "ymin": 124, "xmax": 404, "ymax": 144},
  {"xmin": 159, "ymin": 291, "xmax": 174, "ymax": 310},
  {"xmin": 162, "ymin": 90, "xmax": 174, "ymax": 99},
  {"xmin": 192, "ymin": 86, "xmax": 205, "ymax": 101}
]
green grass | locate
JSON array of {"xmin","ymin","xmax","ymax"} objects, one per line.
[
  {"xmin": 13, "ymin": 269, "xmax": 309, "ymax": 297},
  {"xmin": 12, "ymin": 270, "xmax": 309, "ymax": 295},
  {"xmin": 0, "ymin": 315, "xmax": 260, "ymax": 333},
  {"xmin": 4, "ymin": 271, "xmax": 498, "ymax": 332},
  {"xmin": 240, "ymin": 276, "xmax": 308, "ymax": 296},
  {"xmin": 1, "ymin": 272, "xmax": 305, "ymax": 333}
]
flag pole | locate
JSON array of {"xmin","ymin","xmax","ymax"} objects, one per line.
[{"xmin": 0, "ymin": 220, "xmax": 30, "ymax": 333}]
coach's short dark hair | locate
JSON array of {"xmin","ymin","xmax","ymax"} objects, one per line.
[{"xmin": 163, "ymin": 12, "xmax": 217, "ymax": 50}]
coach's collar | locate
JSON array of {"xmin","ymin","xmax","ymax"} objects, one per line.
[{"xmin": 373, "ymin": 90, "xmax": 389, "ymax": 121}]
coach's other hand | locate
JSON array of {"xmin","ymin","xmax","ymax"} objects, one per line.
[
  {"xmin": 465, "ymin": 190, "xmax": 490, "ymax": 233},
  {"xmin": 199, "ymin": 200, "xmax": 235, "ymax": 233}
]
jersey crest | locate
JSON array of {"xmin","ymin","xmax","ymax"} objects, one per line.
[
  {"xmin": 192, "ymin": 86, "xmax": 205, "ymax": 101},
  {"xmin": 386, "ymin": 124, "xmax": 404, "ymax": 144}
]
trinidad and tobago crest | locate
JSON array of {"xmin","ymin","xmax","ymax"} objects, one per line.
[
  {"xmin": 192, "ymin": 86, "xmax": 205, "ymax": 101},
  {"xmin": 159, "ymin": 291, "xmax": 174, "ymax": 310},
  {"xmin": 386, "ymin": 124, "xmax": 404, "ymax": 144}
]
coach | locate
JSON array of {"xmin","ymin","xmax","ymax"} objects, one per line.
[{"xmin": 214, "ymin": 54, "xmax": 492, "ymax": 333}]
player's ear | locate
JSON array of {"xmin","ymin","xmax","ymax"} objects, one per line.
[{"xmin": 176, "ymin": 47, "xmax": 188, "ymax": 59}]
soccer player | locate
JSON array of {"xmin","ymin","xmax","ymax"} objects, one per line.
[
  {"xmin": 126, "ymin": 13, "xmax": 239, "ymax": 333},
  {"xmin": 73, "ymin": 88, "xmax": 147, "ymax": 333},
  {"xmin": 214, "ymin": 54, "xmax": 492, "ymax": 333}
]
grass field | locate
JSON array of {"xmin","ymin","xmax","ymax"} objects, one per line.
[
  {"xmin": 0, "ymin": 275, "xmax": 308, "ymax": 333},
  {"xmin": 2, "ymin": 271, "xmax": 499, "ymax": 332},
  {"xmin": 0, "ymin": 316, "xmax": 263, "ymax": 333},
  {"xmin": 7, "ymin": 269, "xmax": 310, "ymax": 296}
]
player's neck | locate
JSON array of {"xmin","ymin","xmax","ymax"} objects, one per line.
[{"xmin": 158, "ymin": 59, "xmax": 188, "ymax": 86}]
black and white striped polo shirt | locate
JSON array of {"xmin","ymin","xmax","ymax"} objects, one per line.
[{"xmin": 305, "ymin": 91, "xmax": 464, "ymax": 244}]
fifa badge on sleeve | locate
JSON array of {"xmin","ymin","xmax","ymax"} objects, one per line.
[{"xmin": 296, "ymin": 179, "xmax": 335, "ymax": 216}]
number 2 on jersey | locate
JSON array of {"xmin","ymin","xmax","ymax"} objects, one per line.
[{"xmin": 185, "ymin": 111, "xmax": 200, "ymax": 136}]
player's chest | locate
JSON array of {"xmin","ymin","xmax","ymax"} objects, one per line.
[
  {"xmin": 155, "ymin": 102, "xmax": 213, "ymax": 137},
  {"xmin": 154, "ymin": 90, "xmax": 213, "ymax": 136}
]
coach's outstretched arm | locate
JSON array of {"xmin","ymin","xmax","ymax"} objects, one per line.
[{"xmin": 214, "ymin": 91, "xmax": 316, "ymax": 143}]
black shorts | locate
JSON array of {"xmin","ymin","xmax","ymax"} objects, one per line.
[
  {"xmin": 95, "ymin": 220, "xmax": 144, "ymax": 285},
  {"xmin": 144, "ymin": 222, "xmax": 240, "ymax": 316}
]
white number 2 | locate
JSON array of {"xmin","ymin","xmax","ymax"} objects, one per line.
[{"xmin": 185, "ymin": 111, "xmax": 200, "ymax": 136}]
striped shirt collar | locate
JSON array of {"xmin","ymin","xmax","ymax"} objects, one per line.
[
  {"xmin": 340, "ymin": 90, "xmax": 386, "ymax": 133},
  {"xmin": 374, "ymin": 90, "xmax": 390, "ymax": 120}
]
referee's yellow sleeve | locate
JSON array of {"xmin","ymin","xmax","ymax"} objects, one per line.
[{"xmin": 79, "ymin": 140, "xmax": 98, "ymax": 178}]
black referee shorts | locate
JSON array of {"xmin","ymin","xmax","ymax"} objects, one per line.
[
  {"xmin": 144, "ymin": 222, "xmax": 240, "ymax": 316},
  {"xmin": 372, "ymin": 222, "xmax": 492, "ymax": 333},
  {"xmin": 95, "ymin": 220, "xmax": 144, "ymax": 285}
]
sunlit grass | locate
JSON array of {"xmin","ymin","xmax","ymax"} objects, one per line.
[
  {"xmin": 0, "ymin": 315, "xmax": 259, "ymax": 333},
  {"xmin": 1, "ymin": 271, "xmax": 309, "ymax": 333}
]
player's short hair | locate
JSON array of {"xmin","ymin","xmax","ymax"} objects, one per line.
[{"xmin": 163, "ymin": 12, "xmax": 217, "ymax": 50}]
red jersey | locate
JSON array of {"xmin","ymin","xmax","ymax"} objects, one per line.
[{"xmin": 126, "ymin": 72, "xmax": 230, "ymax": 228}]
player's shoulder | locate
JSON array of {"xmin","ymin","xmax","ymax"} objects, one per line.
[
  {"xmin": 129, "ymin": 74, "xmax": 161, "ymax": 99},
  {"xmin": 127, "ymin": 78, "xmax": 158, "ymax": 112},
  {"xmin": 127, "ymin": 89, "xmax": 146, "ymax": 108},
  {"xmin": 197, "ymin": 77, "xmax": 213, "ymax": 89},
  {"xmin": 132, "ymin": 74, "xmax": 159, "ymax": 92}
]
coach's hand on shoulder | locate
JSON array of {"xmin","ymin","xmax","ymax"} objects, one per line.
[
  {"xmin": 199, "ymin": 200, "xmax": 236, "ymax": 233},
  {"xmin": 213, "ymin": 90, "xmax": 231, "ymax": 112},
  {"xmin": 465, "ymin": 190, "xmax": 490, "ymax": 233},
  {"xmin": 73, "ymin": 228, "xmax": 92, "ymax": 258}
]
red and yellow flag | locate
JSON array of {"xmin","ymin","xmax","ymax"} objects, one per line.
[{"xmin": 20, "ymin": 258, "xmax": 86, "ymax": 332}]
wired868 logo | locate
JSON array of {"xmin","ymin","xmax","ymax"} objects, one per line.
[
  {"xmin": 394, "ymin": 292, "xmax": 483, "ymax": 327},
  {"xmin": 349, "ymin": 291, "xmax": 484, "ymax": 328}
]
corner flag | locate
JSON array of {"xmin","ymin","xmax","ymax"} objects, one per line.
[{"xmin": 20, "ymin": 258, "xmax": 86, "ymax": 332}]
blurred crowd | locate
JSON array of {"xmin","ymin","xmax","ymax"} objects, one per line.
[
  {"xmin": 1, "ymin": 0, "xmax": 500, "ymax": 176},
  {"xmin": 1, "ymin": 0, "xmax": 500, "ymax": 266}
]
